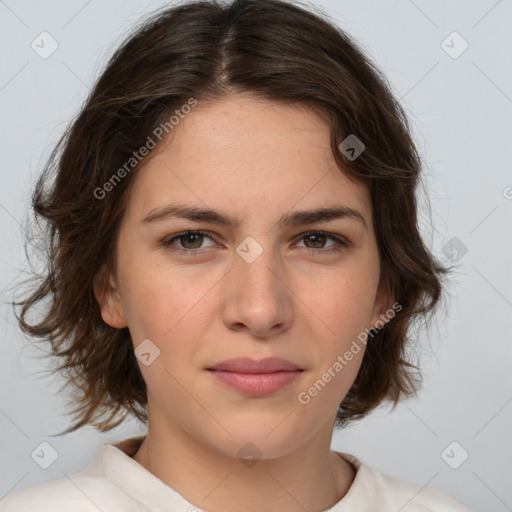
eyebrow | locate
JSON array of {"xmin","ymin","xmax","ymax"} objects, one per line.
[{"xmin": 141, "ymin": 204, "xmax": 367, "ymax": 230}]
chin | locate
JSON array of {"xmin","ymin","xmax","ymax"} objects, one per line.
[{"xmin": 205, "ymin": 415, "xmax": 315, "ymax": 462}]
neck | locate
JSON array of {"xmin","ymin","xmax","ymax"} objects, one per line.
[{"xmin": 131, "ymin": 407, "xmax": 355, "ymax": 512}]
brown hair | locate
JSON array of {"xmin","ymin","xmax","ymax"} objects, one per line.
[{"xmin": 12, "ymin": 0, "xmax": 449, "ymax": 434}]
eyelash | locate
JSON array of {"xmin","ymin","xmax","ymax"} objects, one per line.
[{"xmin": 161, "ymin": 230, "xmax": 349, "ymax": 257}]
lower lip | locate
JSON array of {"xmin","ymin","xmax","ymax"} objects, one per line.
[{"xmin": 208, "ymin": 370, "xmax": 303, "ymax": 396}]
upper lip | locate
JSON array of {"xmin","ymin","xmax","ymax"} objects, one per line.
[{"xmin": 207, "ymin": 357, "xmax": 302, "ymax": 373}]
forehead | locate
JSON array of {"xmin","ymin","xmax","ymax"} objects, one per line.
[{"xmin": 125, "ymin": 94, "xmax": 372, "ymax": 229}]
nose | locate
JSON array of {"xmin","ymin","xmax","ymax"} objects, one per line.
[{"xmin": 221, "ymin": 241, "xmax": 293, "ymax": 339}]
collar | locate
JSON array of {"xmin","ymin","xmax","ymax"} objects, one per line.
[{"xmin": 84, "ymin": 435, "xmax": 380, "ymax": 511}]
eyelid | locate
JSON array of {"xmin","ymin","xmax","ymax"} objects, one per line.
[
  {"xmin": 162, "ymin": 229, "xmax": 216, "ymax": 250},
  {"xmin": 161, "ymin": 229, "xmax": 350, "ymax": 254}
]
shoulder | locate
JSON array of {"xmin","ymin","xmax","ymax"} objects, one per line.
[
  {"xmin": 0, "ymin": 471, "xmax": 140, "ymax": 512},
  {"xmin": 1, "ymin": 436, "xmax": 148, "ymax": 512},
  {"xmin": 373, "ymin": 468, "xmax": 471, "ymax": 511},
  {"xmin": 338, "ymin": 453, "xmax": 472, "ymax": 511}
]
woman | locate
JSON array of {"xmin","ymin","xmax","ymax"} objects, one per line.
[{"xmin": 3, "ymin": 0, "xmax": 469, "ymax": 510}]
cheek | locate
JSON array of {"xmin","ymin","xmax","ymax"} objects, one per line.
[
  {"xmin": 290, "ymin": 277, "xmax": 374, "ymax": 404},
  {"xmin": 124, "ymin": 272, "xmax": 213, "ymax": 414},
  {"xmin": 300, "ymin": 271, "xmax": 376, "ymax": 386},
  {"xmin": 118, "ymin": 256, "xmax": 206, "ymax": 338},
  {"xmin": 303, "ymin": 271, "xmax": 378, "ymax": 342},
  {"xmin": 118, "ymin": 260, "xmax": 221, "ymax": 383}
]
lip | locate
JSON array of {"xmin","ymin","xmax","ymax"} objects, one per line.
[
  {"xmin": 207, "ymin": 357, "xmax": 301, "ymax": 373},
  {"xmin": 206, "ymin": 357, "xmax": 304, "ymax": 397}
]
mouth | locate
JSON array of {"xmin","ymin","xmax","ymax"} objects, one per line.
[
  {"xmin": 207, "ymin": 369, "xmax": 303, "ymax": 396},
  {"xmin": 207, "ymin": 357, "xmax": 302, "ymax": 373},
  {"xmin": 206, "ymin": 357, "xmax": 304, "ymax": 396}
]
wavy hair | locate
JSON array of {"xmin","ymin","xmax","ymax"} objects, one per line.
[{"xmin": 12, "ymin": 0, "xmax": 450, "ymax": 434}]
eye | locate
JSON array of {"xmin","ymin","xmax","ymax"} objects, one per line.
[
  {"xmin": 161, "ymin": 230, "xmax": 349, "ymax": 257},
  {"xmin": 161, "ymin": 230, "xmax": 216, "ymax": 256},
  {"xmin": 295, "ymin": 231, "xmax": 349, "ymax": 254}
]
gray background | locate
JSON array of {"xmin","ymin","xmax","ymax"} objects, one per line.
[{"xmin": 1, "ymin": 1, "xmax": 511, "ymax": 510}]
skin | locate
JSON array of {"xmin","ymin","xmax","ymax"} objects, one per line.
[{"xmin": 94, "ymin": 93, "xmax": 394, "ymax": 512}]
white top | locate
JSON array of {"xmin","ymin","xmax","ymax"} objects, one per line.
[{"xmin": 1, "ymin": 435, "xmax": 470, "ymax": 511}]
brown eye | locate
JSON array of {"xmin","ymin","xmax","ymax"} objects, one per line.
[
  {"xmin": 162, "ymin": 230, "xmax": 215, "ymax": 254},
  {"xmin": 303, "ymin": 233, "xmax": 327, "ymax": 249},
  {"xmin": 296, "ymin": 232, "xmax": 348, "ymax": 254},
  {"xmin": 177, "ymin": 232, "xmax": 204, "ymax": 249}
]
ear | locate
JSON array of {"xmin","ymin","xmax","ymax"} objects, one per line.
[
  {"xmin": 92, "ymin": 264, "xmax": 128, "ymax": 329},
  {"xmin": 369, "ymin": 276, "xmax": 397, "ymax": 331}
]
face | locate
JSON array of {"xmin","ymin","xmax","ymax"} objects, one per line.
[{"xmin": 95, "ymin": 93, "xmax": 392, "ymax": 459}]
